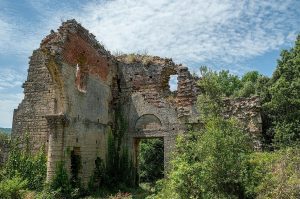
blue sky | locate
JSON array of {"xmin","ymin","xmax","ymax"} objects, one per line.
[{"xmin": 0, "ymin": 0, "xmax": 299, "ymax": 127}]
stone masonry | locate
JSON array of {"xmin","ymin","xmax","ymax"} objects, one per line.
[{"xmin": 12, "ymin": 20, "xmax": 262, "ymax": 186}]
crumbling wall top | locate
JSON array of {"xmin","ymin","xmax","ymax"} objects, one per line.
[{"xmin": 41, "ymin": 19, "xmax": 110, "ymax": 57}]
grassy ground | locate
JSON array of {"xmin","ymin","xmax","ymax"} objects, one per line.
[
  {"xmin": 84, "ymin": 183, "xmax": 155, "ymax": 199},
  {"xmin": 24, "ymin": 183, "xmax": 155, "ymax": 199}
]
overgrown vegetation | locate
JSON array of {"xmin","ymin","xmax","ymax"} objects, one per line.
[
  {"xmin": 0, "ymin": 35, "xmax": 299, "ymax": 199},
  {"xmin": 139, "ymin": 138, "xmax": 164, "ymax": 183},
  {"xmin": 0, "ymin": 134, "xmax": 47, "ymax": 198},
  {"xmin": 152, "ymin": 35, "xmax": 300, "ymax": 199},
  {"xmin": 157, "ymin": 119, "xmax": 249, "ymax": 198},
  {"xmin": 87, "ymin": 105, "xmax": 136, "ymax": 197},
  {"xmin": 0, "ymin": 128, "xmax": 12, "ymax": 135}
]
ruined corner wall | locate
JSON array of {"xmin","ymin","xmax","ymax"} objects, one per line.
[
  {"xmin": 223, "ymin": 96, "xmax": 263, "ymax": 149},
  {"xmin": 42, "ymin": 20, "xmax": 118, "ymax": 185},
  {"xmin": 13, "ymin": 20, "xmax": 118, "ymax": 185},
  {"xmin": 12, "ymin": 49, "xmax": 56, "ymax": 151}
]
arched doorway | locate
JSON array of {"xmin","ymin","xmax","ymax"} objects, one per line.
[{"xmin": 133, "ymin": 114, "xmax": 164, "ymax": 184}]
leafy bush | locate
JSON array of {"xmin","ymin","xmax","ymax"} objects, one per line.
[
  {"xmin": 49, "ymin": 161, "xmax": 73, "ymax": 198},
  {"xmin": 88, "ymin": 157, "xmax": 108, "ymax": 192},
  {"xmin": 263, "ymin": 35, "xmax": 300, "ymax": 148},
  {"xmin": 273, "ymin": 120, "xmax": 300, "ymax": 148},
  {"xmin": 157, "ymin": 117, "xmax": 252, "ymax": 199},
  {"xmin": 3, "ymin": 137, "xmax": 47, "ymax": 190},
  {"xmin": 0, "ymin": 175, "xmax": 28, "ymax": 199},
  {"xmin": 242, "ymin": 147, "xmax": 300, "ymax": 199},
  {"xmin": 139, "ymin": 138, "xmax": 164, "ymax": 183}
]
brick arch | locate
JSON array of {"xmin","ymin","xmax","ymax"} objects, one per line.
[{"xmin": 135, "ymin": 114, "xmax": 162, "ymax": 132}]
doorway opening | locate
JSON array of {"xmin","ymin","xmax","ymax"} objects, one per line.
[
  {"xmin": 70, "ymin": 147, "xmax": 81, "ymax": 187},
  {"xmin": 138, "ymin": 138, "xmax": 164, "ymax": 184}
]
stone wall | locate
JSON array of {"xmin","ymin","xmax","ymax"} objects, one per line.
[
  {"xmin": 12, "ymin": 19, "xmax": 263, "ymax": 186},
  {"xmin": 223, "ymin": 96, "xmax": 263, "ymax": 149},
  {"xmin": 13, "ymin": 20, "xmax": 118, "ymax": 185},
  {"xmin": 12, "ymin": 49, "xmax": 55, "ymax": 151}
]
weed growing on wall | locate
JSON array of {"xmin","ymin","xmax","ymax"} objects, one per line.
[{"xmin": 89, "ymin": 105, "xmax": 136, "ymax": 192}]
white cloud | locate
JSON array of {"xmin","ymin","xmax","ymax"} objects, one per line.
[
  {"xmin": 73, "ymin": 0, "xmax": 299, "ymax": 69},
  {"xmin": 1, "ymin": 0, "xmax": 299, "ymax": 67},
  {"xmin": 0, "ymin": 68, "xmax": 25, "ymax": 90},
  {"xmin": 0, "ymin": 68, "xmax": 25, "ymax": 127},
  {"xmin": 0, "ymin": 93, "xmax": 24, "ymax": 127},
  {"xmin": 0, "ymin": 16, "xmax": 40, "ymax": 57},
  {"xmin": 169, "ymin": 75, "xmax": 178, "ymax": 91},
  {"xmin": 0, "ymin": 19, "xmax": 9, "ymax": 38}
]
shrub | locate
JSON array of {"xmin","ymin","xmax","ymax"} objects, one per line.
[
  {"xmin": 88, "ymin": 157, "xmax": 108, "ymax": 192},
  {"xmin": 0, "ymin": 175, "xmax": 28, "ymax": 199},
  {"xmin": 49, "ymin": 161, "xmax": 73, "ymax": 198},
  {"xmin": 139, "ymin": 138, "xmax": 164, "ymax": 183},
  {"xmin": 242, "ymin": 147, "xmax": 300, "ymax": 199},
  {"xmin": 157, "ymin": 117, "xmax": 252, "ymax": 198},
  {"xmin": 3, "ymin": 138, "xmax": 47, "ymax": 190}
]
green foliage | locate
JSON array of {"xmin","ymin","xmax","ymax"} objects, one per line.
[
  {"xmin": 197, "ymin": 67, "xmax": 269, "ymax": 121},
  {"xmin": 139, "ymin": 139, "xmax": 164, "ymax": 183},
  {"xmin": 106, "ymin": 106, "xmax": 135, "ymax": 187},
  {"xmin": 34, "ymin": 187, "xmax": 60, "ymax": 199},
  {"xmin": 197, "ymin": 67, "xmax": 225, "ymax": 119},
  {"xmin": 198, "ymin": 66, "xmax": 269, "ymax": 100},
  {"xmin": 88, "ymin": 157, "xmax": 107, "ymax": 191},
  {"xmin": 104, "ymin": 130, "xmax": 135, "ymax": 188},
  {"xmin": 49, "ymin": 161, "xmax": 73, "ymax": 198},
  {"xmin": 89, "ymin": 106, "xmax": 135, "ymax": 193},
  {"xmin": 273, "ymin": 120, "xmax": 300, "ymax": 148},
  {"xmin": 264, "ymin": 35, "xmax": 300, "ymax": 148},
  {"xmin": 3, "ymin": 136, "xmax": 47, "ymax": 191},
  {"xmin": 0, "ymin": 131, "xmax": 9, "ymax": 143},
  {"xmin": 242, "ymin": 147, "xmax": 300, "ymax": 199},
  {"xmin": 0, "ymin": 128, "xmax": 12, "ymax": 135},
  {"xmin": 199, "ymin": 66, "xmax": 242, "ymax": 98},
  {"xmin": 0, "ymin": 175, "xmax": 28, "ymax": 199},
  {"xmin": 237, "ymin": 71, "xmax": 270, "ymax": 98},
  {"xmin": 157, "ymin": 117, "xmax": 252, "ymax": 199}
]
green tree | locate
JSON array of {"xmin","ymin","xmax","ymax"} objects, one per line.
[
  {"xmin": 199, "ymin": 66, "xmax": 242, "ymax": 98},
  {"xmin": 197, "ymin": 67, "xmax": 239, "ymax": 119},
  {"xmin": 242, "ymin": 147, "xmax": 300, "ymax": 199},
  {"xmin": 157, "ymin": 117, "xmax": 252, "ymax": 199},
  {"xmin": 139, "ymin": 138, "xmax": 164, "ymax": 183},
  {"xmin": 235, "ymin": 71, "xmax": 270, "ymax": 98},
  {"xmin": 264, "ymin": 35, "xmax": 300, "ymax": 148}
]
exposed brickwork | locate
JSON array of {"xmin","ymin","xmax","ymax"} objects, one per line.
[
  {"xmin": 12, "ymin": 19, "xmax": 263, "ymax": 186},
  {"xmin": 62, "ymin": 33, "xmax": 110, "ymax": 81}
]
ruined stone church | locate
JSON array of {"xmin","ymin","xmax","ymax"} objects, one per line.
[{"xmin": 12, "ymin": 20, "xmax": 262, "ymax": 186}]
